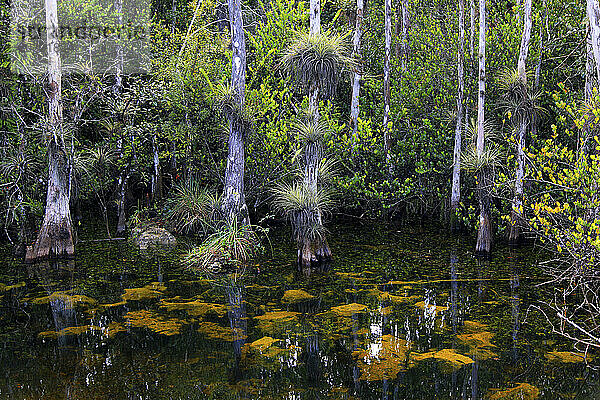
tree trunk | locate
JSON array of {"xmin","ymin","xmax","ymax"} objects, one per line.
[
  {"xmin": 151, "ymin": 134, "xmax": 163, "ymax": 203},
  {"xmin": 475, "ymin": 0, "xmax": 491, "ymax": 255},
  {"xmin": 509, "ymin": 0, "xmax": 532, "ymax": 245},
  {"xmin": 222, "ymin": 0, "xmax": 250, "ymax": 226},
  {"xmin": 451, "ymin": 0, "xmax": 465, "ymax": 231},
  {"xmin": 401, "ymin": 0, "xmax": 409, "ymax": 72},
  {"xmin": 383, "ymin": 0, "xmax": 392, "ymax": 167},
  {"xmin": 350, "ymin": 0, "xmax": 364, "ymax": 147},
  {"xmin": 27, "ymin": 0, "xmax": 74, "ymax": 262},
  {"xmin": 297, "ymin": 0, "xmax": 332, "ymax": 270},
  {"xmin": 588, "ymin": 0, "xmax": 600, "ymax": 83}
]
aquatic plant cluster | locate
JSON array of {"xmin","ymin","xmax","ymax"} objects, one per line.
[{"xmin": 0, "ymin": 225, "xmax": 599, "ymax": 398}]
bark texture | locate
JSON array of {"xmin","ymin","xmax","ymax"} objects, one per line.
[
  {"xmin": 297, "ymin": 0, "xmax": 332, "ymax": 270},
  {"xmin": 509, "ymin": 0, "xmax": 532, "ymax": 245},
  {"xmin": 475, "ymin": 0, "xmax": 491, "ymax": 255},
  {"xmin": 383, "ymin": 0, "xmax": 392, "ymax": 166},
  {"xmin": 401, "ymin": 0, "xmax": 409, "ymax": 72},
  {"xmin": 451, "ymin": 0, "xmax": 465, "ymax": 229},
  {"xmin": 587, "ymin": 0, "xmax": 600, "ymax": 83},
  {"xmin": 350, "ymin": 0, "xmax": 364, "ymax": 146},
  {"xmin": 223, "ymin": 0, "xmax": 250, "ymax": 226},
  {"xmin": 27, "ymin": 0, "xmax": 74, "ymax": 261}
]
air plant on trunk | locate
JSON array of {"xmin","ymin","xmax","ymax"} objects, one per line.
[
  {"xmin": 497, "ymin": 67, "xmax": 544, "ymax": 244},
  {"xmin": 271, "ymin": 118, "xmax": 337, "ymax": 270},
  {"xmin": 280, "ymin": 32, "xmax": 353, "ymax": 100},
  {"xmin": 280, "ymin": 31, "xmax": 351, "ymax": 270}
]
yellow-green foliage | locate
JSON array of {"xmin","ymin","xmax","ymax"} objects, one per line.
[
  {"xmin": 486, "ymin": 383, "xmax": 540, "ymax": 400},
  {"xmin": 124, "ymin": 310, "xmax": 186, "ymax": 336}
]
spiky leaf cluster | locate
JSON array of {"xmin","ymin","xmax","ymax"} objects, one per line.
[{"xmin": 281, "ymin": 31, "xmax": 353, "ymax": 99}]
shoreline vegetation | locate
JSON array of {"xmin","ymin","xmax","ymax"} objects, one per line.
[{"xmin": 1, "ymin": 0, "xmax": 599, "ymax": 369}]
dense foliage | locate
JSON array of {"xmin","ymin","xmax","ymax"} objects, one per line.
[{"xmin": 0, "ymin": 0, "xmax": 599, "ymax": 346}]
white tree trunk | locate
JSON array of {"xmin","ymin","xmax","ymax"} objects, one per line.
[
  {"xmin": 587, "ymin": 0, "xmax": 600, "ymax": 83},
  {"xmin": 470, "ymin": 0, "xmax": 475, "ymax": 58},
  {"xmin": 475, "ymin": 0, "xmax": 491, "ymax": 255},
  {"xmin": 401, "ymin": 0, "xmax": 409, "ymax": 72},
  {"xmin": 299, "ymin": 0, "xmax": 332, "ymax": 269},
  {"xmin": 383, "ymin": 0, "xmax": 392, "ymax": 165},
  {"xmin": 310, "ymin": 0, "xmax": 320, "ymax": 35},
  {"xmin": 509, "ymin": 0, "xmax": 532, "ymax": 244},
  {"xmin": 451, "ymin": 0, "xmax": 465, "ymax": 226},
  {"xmin": 223, "ymin": 0, "xmax": 250, "ymax": 225},
  {"xmin": 350, "ymin": 0, "xmax": 364, "ymax": 145},
  {"xmin": 27, "ymin": 0, "xmax": 74, "ymax": 261}
]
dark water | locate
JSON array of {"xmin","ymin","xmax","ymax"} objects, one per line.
[{"xmin": 0, "ymin": 222, "xmax": 598, "ymax": 399}]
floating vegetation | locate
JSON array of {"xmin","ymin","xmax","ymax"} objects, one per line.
[
  {"xmin": 463, "ymin": 320, "xmax": 489, "ymax": 332},
  {"xmin": 415, "ymin": 301, "xmax": 448, "ymax": 313},
  {"xmin": 99, "ymin": 301, "xmax": 127, "ymax": 309},
  {"xmin": 381, "ymin": 292, "xmax": 420, "ymax": 305},
  {"xmin": 457, "ymin": 331, "xmax": 498, "ymax": 361},
  {"xmin": 124, "ymin": 310, "xmax": 186, "ymax": 336},
  {"xmin": 353, "ymin": 335, "xmax": 408, "ymax": 381},
  {"xmin": 104, "ymin": 322, "xmax": 126, "ymax": 338},
  {"xmin": 247, "ymin": 336, "xmax": 280, "ymax": 351},
  {"xmin": 32, "ymin": 292, "xmax": 98, "ymax": 309},
  {"xmin": 254, "ymin": 310, "xmax": 299, "ymax": 333},
  {"xmin": 160, "ymin": 298, "xmax": 227, "ymax": 317},
  {"xmin": 121, "ymin": 282, "xmax": 166, "ymax": 302},
  {"xmin": 544, "ymin": 351, "xmax": 589, "ymax": 363},
  {"xmin": 330, "ymin": 303, "xmax": 368, "ymax": 317},
  {"xmin": 411, "ymin": 348, "xmax": 474, "ymax": 369},
  {"xmin": 197, "ymin": 321, "xmax": 246, "ymax": 341},
  {"xmin": 0, "ymin": 282, "xmax": 25, "ymax": 292},
  {"xmin": 38, "ymin": 325, "xmax": 102, "ymax": 339},
  {"xmin": 281, "ymin": 289, "xmax": 315, "ymax": 303},
  {"xmin": 486, "ymin": 383, "xmax": 540, "ymax": 400}
]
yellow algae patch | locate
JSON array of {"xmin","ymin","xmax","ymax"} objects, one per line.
[
  {"xmin": 124, "ymin": 310, "xmax": 186, "ymax": 336},
  {"xmin": 160, "ymin": 299, "xmax": 226, "ymax": 317},
  {"xmin": 411, "ymin": 349, "xmax": 474, "ymax": 369},
  {"xmin": 386, "ymin": 293, "xmax": 420, "ymax": 305},
  {"xmin": 255, "ymin": 310, "xmax": 299, "ymax": 323},
  {"xmin": 38, "ymin": 325, "xmax": 102, "ymax": 339},
  {"xmin": 282, "ymin": 289, "xmax": 315, "ymax": 303},
  {"xmin": 545, "ymin": 351, "xmax": 589, "ymax": 363},
  {"xmin": 380, "ymin": 306, "xmax": 393, "ymax": 316},
  {"xmin": 458, "ymin": 330, "xmax": 495, "ymax": 356},
  {"xmin": 99, "ymin": 300, "xmax": 126, "ymax": 308},
  {"xmin": 121, "ymin": 283, "xmax": 166, "ymax": 302},
  {"xmin": 330, "ymin": 303, "xmax": 368, "ymax": 317},
  {"xmin": 254, "ymin": 310, "xmax": 300, "ymax": 334},
  {"xmin": 353, "ymin": 335, "xmax": 409, "ymax": 381},
  {"xmin": 463, "ymin": 320, "xmax": 488, "ymax": 332},
  {"xmin": 487, "ymin": 383, "xmax": 540, "ymax": 400},
  {"xmin": 1, "ymin": 282, "xmax": 25, "ymax": 292},
  {"xmin": 105, "ymin": 322, "xmax": 126, "ymax": 338},
  {"xmin": 457, "ymin": 331, "xmax": 495, "ymax": 348},
  {"xmin": 387, "ymin": 280, "xmax": 424, "ymax": 286},
  {"xmin": 248, "ymin": 336, "xmax": 280, "ymax": 351},
  {"xmin": 415, "ymin": 301, "xmax": 448, "ymax": 313},
  {"xmin": 197, "ymin": 321, "xmax": 246, "ymax": 341},
  {"xmin": 33, "ymin": 292, "xmax": 98, "ymax": 308}
]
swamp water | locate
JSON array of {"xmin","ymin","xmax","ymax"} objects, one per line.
[{"xmin": 0, "ymin": 222, "xmax": 598, "ymax": 399}]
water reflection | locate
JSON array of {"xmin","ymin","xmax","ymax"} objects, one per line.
[{"xmin": 0, "ymin": 223, "xmax": 598, "ymax": 399}]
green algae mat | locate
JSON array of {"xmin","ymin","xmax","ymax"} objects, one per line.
[{"xmin": 0, "ymin": 222, "xmax": 598, "ymax": 399}]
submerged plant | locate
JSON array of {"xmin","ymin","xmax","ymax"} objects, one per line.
[{"xmin": 164, "ymin": 180, "xmax": 222, "ymax": 235}]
